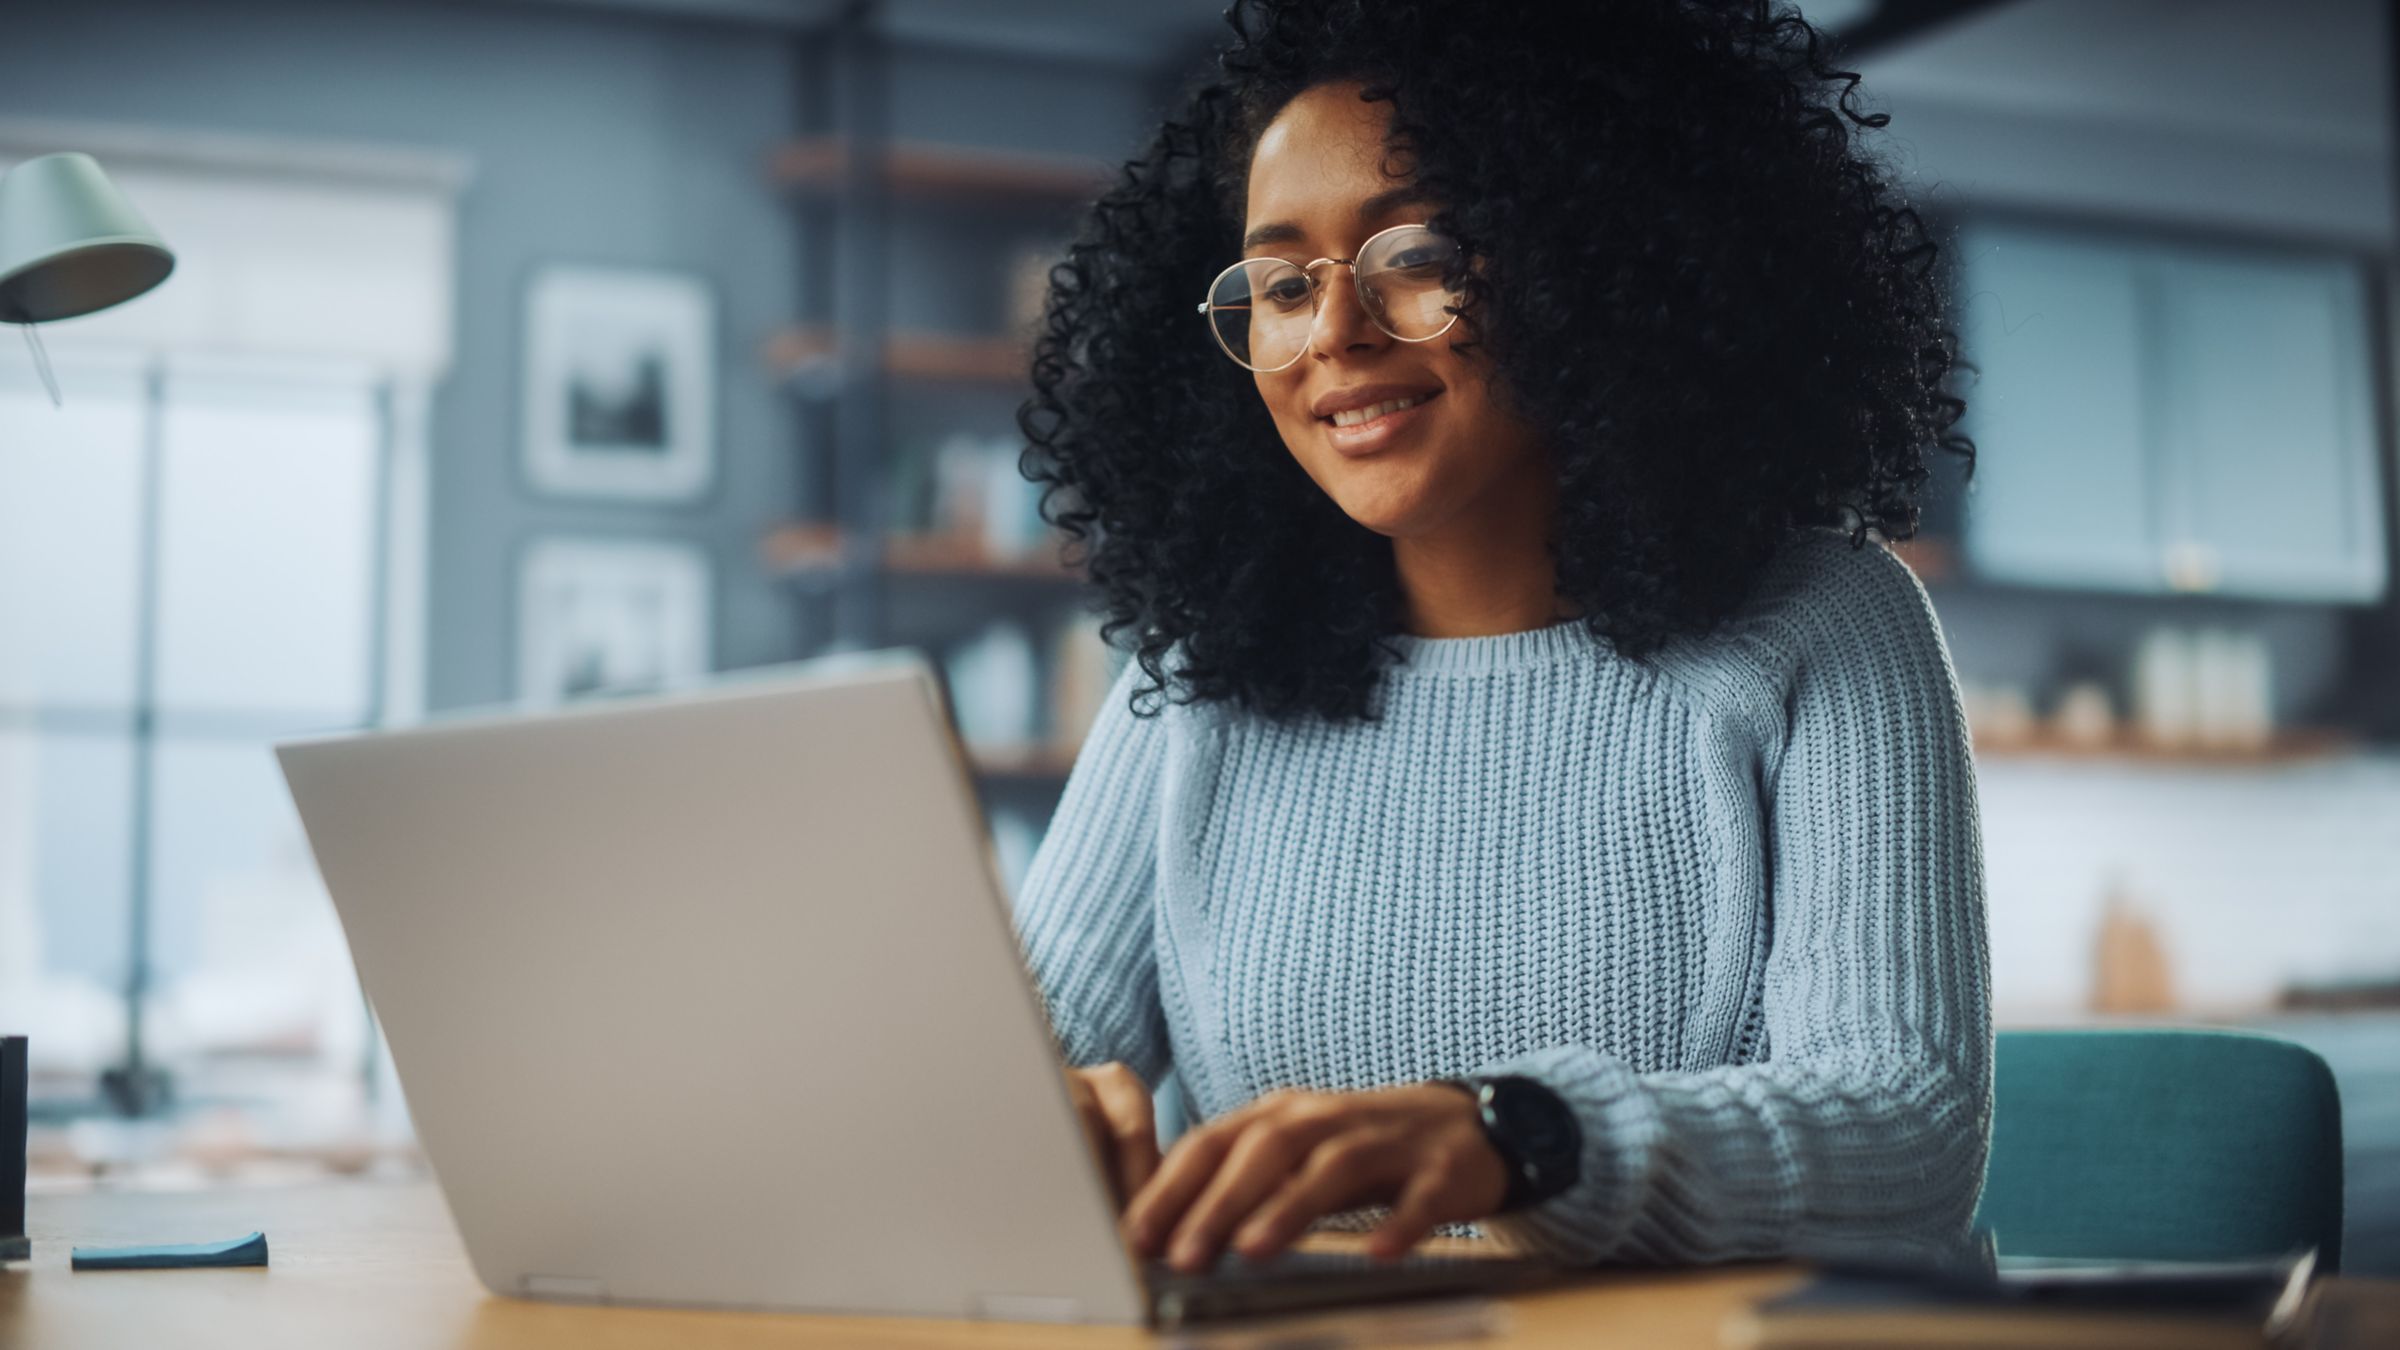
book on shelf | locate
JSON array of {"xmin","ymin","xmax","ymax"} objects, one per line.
[
  {"xmin": 943, "ymin": 621, "xmax": 1041, "ymax": 749},
  {"xmin": 1050, "ymin": 614, "xmax": 1123, "ymax": 751},
  {"xmin": 933, "ymin": 613, "xmax": 1123, "ymax": 785},
  {"xmin": 942, "ymin": 613, "xmax": 1122, "ymax": 772},
  {"xmin": 889, "ymin": 429, "xmax": 1053, "ymax": 565}
]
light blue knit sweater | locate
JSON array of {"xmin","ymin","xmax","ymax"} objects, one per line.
[{"xmin": 1009, "ymin": 525, "xmax": 1993, "ymax": 1267}]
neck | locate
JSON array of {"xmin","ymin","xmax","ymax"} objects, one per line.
[{"xmin": 1390, "ymin": 469, "xmax": 1575, "ymax": 638}]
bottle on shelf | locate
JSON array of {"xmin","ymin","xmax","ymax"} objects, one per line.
[{"xmin": 2089, "ymin": 872, "xmax": 2179, "ymax": 1016}]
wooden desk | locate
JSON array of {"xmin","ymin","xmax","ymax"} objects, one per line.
[
  {"xmin": 19, "ymin": 1183, "xmax": 2396, "ymax": 1348},
  {"xmin": 0, "ymin": 1180, "xmax": 1809, "ymax": 1348}
]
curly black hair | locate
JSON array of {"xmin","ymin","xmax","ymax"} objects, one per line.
[{"xmin": 1015, "ymin": 0, "xmax": 1973, "ymax": 725}]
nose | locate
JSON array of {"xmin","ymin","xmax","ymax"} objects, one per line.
[{"xmin": 1306, "ymin": 264, "xmax": 1387, "ymax": 360}]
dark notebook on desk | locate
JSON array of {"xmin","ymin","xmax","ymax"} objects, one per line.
[{"xmin": 1723, "ymin": 1245, "xmax": 2318, "ymax": 1349}]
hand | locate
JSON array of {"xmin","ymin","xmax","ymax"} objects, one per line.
[
  {"xmin": 1122, "ymin": 1083, "xmax": 1510, "ymax": 1272},
  {"xmin": 1064, "ymin": 1062, "xmax": 1162, "ymax": 1214}
]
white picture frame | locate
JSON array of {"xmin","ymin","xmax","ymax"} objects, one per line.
[
  {"xmin": 516, "ymin": 536, "xmax": 712, "ymax": 706},
  {"xmin": 520, "ymin": 265, "xmax": 716, "ymax": 502}
]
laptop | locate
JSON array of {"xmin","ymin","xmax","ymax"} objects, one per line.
[{"xmin": 274, "ymin": 650, "xmax": 1556, "ymax": 1327}]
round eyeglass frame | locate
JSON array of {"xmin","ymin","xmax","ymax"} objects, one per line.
[{"xmin": 1194, "ymin": 221, "xmax": 1465, "ymax": 373}]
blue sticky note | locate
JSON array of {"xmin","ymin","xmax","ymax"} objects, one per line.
[{"xmin": 71, "ymin": 1230, "xmax": 269, "ymax": 1270}]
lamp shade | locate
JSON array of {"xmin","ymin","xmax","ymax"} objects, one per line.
[{"xmin": 0, "ymin": 152, "xmax": 175, "ymax": 324}]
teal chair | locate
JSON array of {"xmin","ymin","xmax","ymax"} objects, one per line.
[{"xmin": 1974, "ymin": 1028, "xmax": 2344, "ymax": 1272}]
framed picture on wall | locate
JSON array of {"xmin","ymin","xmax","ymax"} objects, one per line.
[
  {"xmin": 520, "ymin": 264, "xmax": 716, "ymax": 502},
  {"xmin": 516, "ymin": 536, "xmax": 712, "ymax": 706}
]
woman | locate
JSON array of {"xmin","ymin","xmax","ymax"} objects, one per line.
[{"xmin": 1009, "ymin": 0, "xmax": 1990, "ymax": 1275}]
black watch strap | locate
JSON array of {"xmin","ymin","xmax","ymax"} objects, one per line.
[{"xmin": 1437, "ymin": 1075, "xmax": 1584, "ymax": 1213}]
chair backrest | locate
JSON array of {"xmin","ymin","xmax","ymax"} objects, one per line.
[{"xmin": 1974, "ymin": 1028, "xmax": 2344, "ymax": 1272}]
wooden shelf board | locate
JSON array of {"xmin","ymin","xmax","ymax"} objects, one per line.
[
  {"xmin": 765, "ymin": 326, "xmax": 1031, "ymax": 385},
  {"xmin": 758, "ymin": 522, "xmax": 848, "ymax": 575},
  {"xmin": 771, "ymin": 135, "xmax": 1112, "ymax": 202},
  {"xmin": 762, "ymin": 524, "xmax": 1081, "ymax": 583},
  {"xmin": 884, "ymin": 531, "xmax": 1080, "ymax": 580},
  {"xmin": 1971, "ymin": 726, "xmax": 2352, "ymax": 765}
]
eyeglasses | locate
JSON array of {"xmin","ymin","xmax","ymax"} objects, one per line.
[{"xmin": 1195, "ymin": 222, "xmax": 1465, "ymax": 373}]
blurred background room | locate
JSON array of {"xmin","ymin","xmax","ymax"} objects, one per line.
[{"xmin": 0, "ymin": 0, "xmax": 2394, "ymax": 1277}]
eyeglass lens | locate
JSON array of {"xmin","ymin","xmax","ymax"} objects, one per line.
[{"xmin": 1206, "ymin": 226, "xmax": 1461, "ymax": 371}]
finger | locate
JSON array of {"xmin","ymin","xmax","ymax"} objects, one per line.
[
  {"xmin": 1231, "ymin": 1130, "xmax": 1409, "ymax": 1262},
  {"xmin": 1124, "ymin": 1124, "xmax": 1236, "ymax": 1257},
  {"xmin": 1120, "ymin": 1134, "xmax": 1163, "ymax": 1204},
  {"xmin": 1366, "ymin": 1162, "xmax": 1457, "ymax": 1262},
  {"xmin": 1165, "ymin": 1105, "xmax": 1344, "ymax": 1272},
  {"xmin": 1071, "ymin": 1089, "xmax": 1129, "ymax": 1212},
  {"xmin": 1087, "ymin": 1067, "xmax": 1162, "ymax": 1203},
  {"xmin": 1125, "ymin": 1091, "xmax": 1318, "ymax": 1256}
]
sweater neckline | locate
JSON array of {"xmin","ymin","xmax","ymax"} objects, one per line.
[{"xmin": 1381, "ymin": 615, "xmax": 1605, "ymax": 675}]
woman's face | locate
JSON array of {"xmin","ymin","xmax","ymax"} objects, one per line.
[{"xmin": 1241, "ymin": 80, "xmax": 1551, "ymax": 541}]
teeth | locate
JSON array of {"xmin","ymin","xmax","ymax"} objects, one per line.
[{"xmin": 1330, "ymin": 392, "xmax": 1431, "ymax": 427}]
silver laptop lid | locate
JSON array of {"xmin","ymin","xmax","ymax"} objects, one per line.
[{"xmin": 275, "ymin": 653, "xmax": 1147, "ymax": 1323}]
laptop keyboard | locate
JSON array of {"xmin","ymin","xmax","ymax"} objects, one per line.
[
  {"xmin": 1146, "ymin": 1248, "xmax": 1485, "ymax": 1282},
  {"xmin": 1143, "ymin": 1248, "xmax": 1555, "ymax": 1326}
]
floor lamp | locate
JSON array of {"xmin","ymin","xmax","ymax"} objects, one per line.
[{"xmin": 0, "ymin": 152, "xmax": 175, "ymax": 1142}]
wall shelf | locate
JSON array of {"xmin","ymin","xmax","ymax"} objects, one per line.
[
  {"xmin": 765, "ymin": 325, "xmax": 1031, "ymax": 389},
  {"xmin": 1972, "ymin": 726, "xmax": 2353, "ymax": 765},
  {"xmin": 762, "ymin": 522, "xmax": 1081, "ymax": 585},
  {"xmin": 775, "ymin": 13, "xmax": 1119, "ymax": 826},
  {"xmin": 770, "ymin": 135, "xmax": 1112, "ymax": 205}
]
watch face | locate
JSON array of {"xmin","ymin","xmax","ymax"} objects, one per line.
[{"xmin": 1487, "ymin": 1078, "xmax": 1581, "ymax": 1180}]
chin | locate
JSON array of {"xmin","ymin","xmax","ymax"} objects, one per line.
[
  {"xmin": 1326, "ymin": 489, "xmax": 1435, "ymax": 538},
  {"xmin": 1291, "ymin": 443, "xmax": 1445, "ymax": 536}
]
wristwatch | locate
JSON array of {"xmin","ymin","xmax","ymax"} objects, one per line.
[{"xmin": 1436, "ymin": 1075, "xmax": 1583, "ymax": 1213}]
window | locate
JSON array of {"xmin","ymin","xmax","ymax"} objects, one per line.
[{"xmin": 0, "ymin": 346, "xmax": 417, "ymax": 1158}]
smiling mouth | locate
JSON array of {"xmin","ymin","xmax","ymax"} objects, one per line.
[
  {"xmin": 1318, "ymin": 389, "xmax": 1442, "ymax": 427},
  {"xmin": 1318, "ymin": 389, "xmax": 1441, "ymax": 458}
]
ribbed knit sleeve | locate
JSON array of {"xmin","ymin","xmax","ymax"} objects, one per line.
[
  {"xmin": 1008, "ymin": 654, "xmax": 1175, "ymax": 1087},
  {"xmin": 1474, "ymin": 539, "xmax": 1994, "ymax": 1267}
]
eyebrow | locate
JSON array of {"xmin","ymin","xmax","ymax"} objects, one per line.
[{"xmin": 1242, "ymin": 184, "xmax": 1438, "ymax": 252}]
